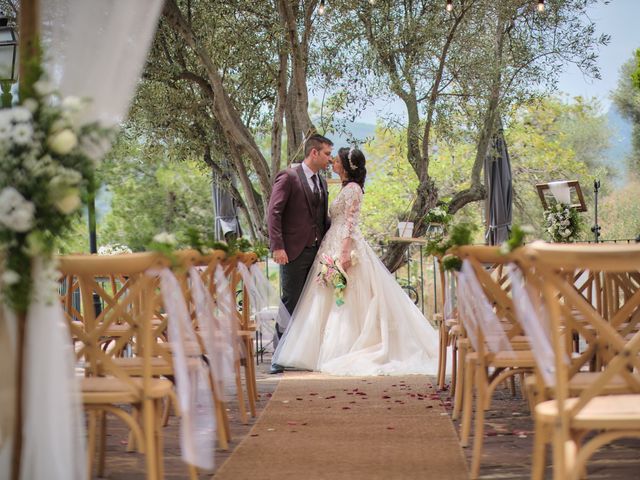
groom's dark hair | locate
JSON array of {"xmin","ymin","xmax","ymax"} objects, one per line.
[{"xmin": 304, "ymin": 134, "xmax": 333, "ymax": 158}]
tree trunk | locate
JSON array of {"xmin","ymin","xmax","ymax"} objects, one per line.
[
  {"xmin": 278, "ymin": 0, "xmax": 316, "ymax": 163},
  {"xmin": 162, "ymin": 0, "xmax": 273, "ymax": 198},
  {"xmin": 271, "ymin": 48, "xmax": 288, "ymax": 179}
]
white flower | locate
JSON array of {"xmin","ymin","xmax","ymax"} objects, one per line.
[
  {"xmin": 22, "ymin": 98, "xmax": 39, "ymax": 113},
  {"xmin": 54, "ymin": 190, "xmax": 81, "ymax": 214},
  {"xmin": 62, "ymin": 96, "xmax": 84, "ymax": 112},
  {"xmin": 33, "ymin": 79, "xmax": 55, "ymax": 96},
  {"xmin": 153, "ymin": 232, "xmax": 177, "ymax": 245},
  {"xmin": 1, "ymin": 270, "xmax": 20, "ymax": 286},
  {"xmin": 98, "ymin": 244, "xmax": 132, "ymax": 255},
  {"xmin": 0, "ymin": 187, "xmax": 35, "ymax": 232},
  {"xmin": 48, "ymin": 129, "xmax": 78, "ymax": 155},
  {"xmin": 12, "ymin": 123, "xmax": 34, "ymax": 145},
  {"xmin": 11, "ymin": 107, "xmax": 32, "ymax": 123},
  {"xmin": 0, "ymin": 120, "xmax": 11, "ymax": 140}
]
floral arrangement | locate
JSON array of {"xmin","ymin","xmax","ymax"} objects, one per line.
[
  {"xmin": 424, "ymin": 222, "xmax": 478, "ymax": 271},
  {"xmin": 316, "ymin": 254, "xmax": 348, "ymax": 306},
  {"xmin": 0, "ymin": 78, "xmax": 112, "ymax": 314},
  {"xmin": 544, "ymin": 203, "xmax": 581, "ymax": 243},
  {"xmin": 424, "ymin": 205, "xmax": 452, "ymax": 227},
  {"xmin": 97, "ymin": 243, "xmax": 132, "ymax": 255}
]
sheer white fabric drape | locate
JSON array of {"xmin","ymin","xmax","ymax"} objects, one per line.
[
  {"xmin": 457, "ymin": 260, "xmax": 513, "ymax": 354},
  {"xmin": 41, "ymin": 0, "xmax": 164, "ymax": 127},
  {"xmin": 0, "ymin": 260, "xmax": 86, "ymax": 480},
  {"xmin": 157, "ymin": 268, "xmax": 216, "ymax": 471},
  {"xmin": 189, "ymin": 266, "xmax": 237, "ymax": 397}
]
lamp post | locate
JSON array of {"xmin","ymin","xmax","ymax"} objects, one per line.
[{"xmin": 0, "ymin": 13, "xmax": 18, "ymax": 108}]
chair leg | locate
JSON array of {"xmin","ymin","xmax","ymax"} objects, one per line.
[
  {"xmin": 97, "ymin": 410, "xmax": 107, "ymax": 478},
  {"xmin": 86, "ymin": 410, "xmax": 97, "ymax": 479},
  {"xmin": 470, "ymin": 367, "xmax": 487, "ymax": 479},
  {"xmin": 437, "ymin": 323, "xmax": 448, "ymax": 389},
  {"xmin": 436, "ymin": 321, "xmax": 447, "ymax": 388},
  {"xmin": 142, "ymin": 399, "xmax": 159, "ymax": 480},
  {"xmin": 161, "ymin": 396, "xmax": 171, "ymax": 427},
  {"xmin": 450, "ymin": 339, "xmax": 458, "ymax": 396},
  {"xmin": 127, "ymin": 407, "xmax": 140, "ymax": 452},
  {"xmin": 216, "ymin": 400, "xmax": 230, "ymax": 450},
  {"xmin": 460, "ymin": 358, "xmax": 475, "ymax": 447},
  {"xmin": 531, "ymin": 416, "xmax": 547, "ymax": 480},
  {"xmin": 243, "ymin": 338, "xmax": 258, "ymax": 416},
  {"xmin": 452, "ymin": 341, "xmax": 467, "ymax": 421},
  {"xmin": 155, "ymin": 399, "xmax": 165, "ymax": 480},
  {"xmin": 235, "ymin": 360, "xmax": 248, "ymax": 424}
]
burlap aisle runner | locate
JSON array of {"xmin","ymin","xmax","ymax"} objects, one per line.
[{"xmin": 214, "ymin": 373, "xmax": 467, "ymax": 479}]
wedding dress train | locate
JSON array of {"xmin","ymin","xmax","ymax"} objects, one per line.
[{"xmin": 273, "ymin": 182, "xmax": 439, "ymax": 376}]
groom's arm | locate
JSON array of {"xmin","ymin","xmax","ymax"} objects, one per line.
[{"xmin": 268, "ymin": 170, "xmax": 291, "ymax": 259}]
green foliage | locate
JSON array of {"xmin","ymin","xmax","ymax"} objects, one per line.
[
  {"xmin": 599, "ymin": 179, "xmax": 640, "ymax": 240},
  {"xmin": 97, "ymin": 131, "xmax": 215, "ymax": 251},
  {"xmin": 442, "ymin": 255, "xmax": 463, "ymax": 272},
  {"xmin": 632, "ymin": 49, "xmax": 640, "ymax": 91},
  {"xmin": 612, "ymin": 52, "xmax": 640, "ymax": 173},
  {"xmin": 500, "ymin": 224, "xmax": 534, "ymax": 254},
  {"xmin": 425, "ymin": 222, "xmax": 478, "ymax": 271}
]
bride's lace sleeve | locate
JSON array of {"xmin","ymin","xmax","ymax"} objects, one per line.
[{"xmin": 341, "ymin": 183, "xmax": 363, "ymax": 243}]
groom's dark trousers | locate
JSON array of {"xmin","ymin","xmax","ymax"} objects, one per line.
[{"xmin": 277, "ymin": 245, "xmax": 318, "ymax": 338}]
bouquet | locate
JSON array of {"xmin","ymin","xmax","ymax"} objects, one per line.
[
  {"xmin": 316, "ymin": 254, "xmax": 348, "ymax": 306},
  {"xmin": 544, "ymin": 203, "xmax": 581, "ymax": 243}
]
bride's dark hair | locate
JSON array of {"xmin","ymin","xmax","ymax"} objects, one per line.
[{"xmin": 338, "ymin": 147, "xmax": 367, "ymax": 191}]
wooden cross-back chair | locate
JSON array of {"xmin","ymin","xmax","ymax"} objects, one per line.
[
  {"xmin": 226, "ymin": 252, "xmax": 259, "ymax": 417},
  {"xmin": 197, "ymin": 251, "xmax": 258, "ymax": 423},
  {"xmin": 58, "ymin": 253, "xmax": 175, "ymax": 480},
  {"xmin": 514, "ymin": 242, "xmax": 640, "ymax": 480},
  {"xmin": 452, "ymin": 245, "xmax": 537, "ymax": 479}
]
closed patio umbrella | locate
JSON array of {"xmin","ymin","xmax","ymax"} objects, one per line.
[
  {"xmin": 213, "ymin": 170, "xmax": 242, "ymax": 241},
  {"xmin": 484, "ymin": 126, "xmax": 513, "ymax": 245}
]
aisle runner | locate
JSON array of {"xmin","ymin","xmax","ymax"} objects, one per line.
[{"xmin": 214, "ymin": 373, "xmax": 467, "ymax": 479}]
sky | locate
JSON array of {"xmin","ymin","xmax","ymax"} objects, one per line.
[{"xmin": 352, "ymin": 0, "xmax": 640, "ymax": 125}]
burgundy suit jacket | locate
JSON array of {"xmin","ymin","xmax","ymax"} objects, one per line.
[{"xmin": 268, "ymin": 164, "xmax": 330, "ymax": 262}]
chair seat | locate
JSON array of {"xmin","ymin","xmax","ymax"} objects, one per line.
[
  {"xmin": 468, "ymin": 350, "xmax": 536, "ymax": 368},
  {"xmin": 567, "ymin": 372, "xmax": 632, "ymax": 395},
  {"xmin": 536, "ymin": 394, "xmax": 640, "ymax": 429},
  {"xmin": 82, "ymin": 376, "xmax": 173, "ymax": 404},
  {"xmin": 111, "ymin": 356, "xmax": 202, "ymax": 375}
]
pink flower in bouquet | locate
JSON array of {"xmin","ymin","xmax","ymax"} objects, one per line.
[{"xmin": 316, "ymin": 254, "xmax": 348, "ymax": 306}]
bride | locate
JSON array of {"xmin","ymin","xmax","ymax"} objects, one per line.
[{"xmin": 272, "ymin": 147, "xmax": 439, "ymax": 376}]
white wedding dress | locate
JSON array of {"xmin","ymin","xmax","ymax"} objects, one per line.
[{"xmin": 273, "ymin": 182, "xmax": 439, "ymax": 376}]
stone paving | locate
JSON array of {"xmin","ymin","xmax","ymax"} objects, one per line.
[{"xmin": 97, "ymin": 352, "xmax": 640, "ymax": 479}]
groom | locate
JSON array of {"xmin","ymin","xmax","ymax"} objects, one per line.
[{"xmin": 267, "ymin": 134, "xmax": 333, "ymax": 374}]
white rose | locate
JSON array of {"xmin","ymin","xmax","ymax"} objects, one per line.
[
  {"xmin": 1, "ymin": 270, "xmax": 20, "ymax": 286},
  {"xmin": 54, "ymin": 190, "xmax": 81, "ymax": 214},
  {"xmin": 48, "ymin": 129, "xmax": 78, "ymax": 155},
  {"xmin": 62, "ymin": 96, "xmax": 84, "ymax": 112},
  {"xmin": 33, "ymin": 79, "xmax": 55, "ymax": 96},
  {"xmin": 11, "ymin": 106, "xmax": 32, "ymax": 123},
  {"xmin": 0, "ymin": 187, "xmax": 35, "ymax": 232},
  {"xmin": 22, "ymin": 98, "xmax": 39, "ymax": 113}
]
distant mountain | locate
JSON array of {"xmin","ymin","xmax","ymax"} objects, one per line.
[
  {"xmin": 321, "ymin": 121, "xmax": 377, "ymax": 149},
  {"xmin": 604, "ymin": 105, "xmax": 633, "ymax": 185}
]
